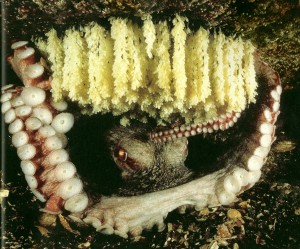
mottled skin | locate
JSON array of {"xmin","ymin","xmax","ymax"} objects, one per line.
[{"xmin": 107, "ymin": 126, "xmax": 193, "ymax": 195}]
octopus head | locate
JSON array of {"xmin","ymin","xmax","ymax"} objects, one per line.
[{"xmin": 106, "ymin": 126, "xmax": 192, "ymax": 195}]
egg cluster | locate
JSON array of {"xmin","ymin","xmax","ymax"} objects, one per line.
[{"xmin": 35, "ymin": 15, "xmax": 257, "ymax": 124}]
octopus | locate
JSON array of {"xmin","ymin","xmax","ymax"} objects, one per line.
[{"xmin": 1, "ymin": 21, "xmax": 281, "ymax": 238}]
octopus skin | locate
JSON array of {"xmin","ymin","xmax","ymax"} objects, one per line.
[{"xmin": 1, "ymin": 40, "xmax": 281, "ymax": 238}]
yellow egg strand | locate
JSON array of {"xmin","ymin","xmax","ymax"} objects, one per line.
[{"xmin": 35, "ymin": 16, "xmax": 258, "ymax": 125}]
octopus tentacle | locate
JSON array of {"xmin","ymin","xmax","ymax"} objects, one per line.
[
  {"xmin": 1, "ymin": 84, "xmax": 89, "ymax": 214},
  {"xmin": 7, "ymin": 41, "xmax": 51, "ymax": 89},
  {"xmin": 2, "ymin": 41, "xmax": 281, "ymax": 238},
  {"xmin": 79, "ymin": 55, "xmax": 281, "ymax": 237},
  {"xmin": 2, "ymin": 42, "xmax": 89, "ymax": 215},
  {"xmin": 149, "ymin": 111, "xmax": 241, "ymax": 142}
]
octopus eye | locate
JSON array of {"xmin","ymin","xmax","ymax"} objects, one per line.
[{"xmin": 115, "ymin": 147, "xmax": 128, "ymax": 162}]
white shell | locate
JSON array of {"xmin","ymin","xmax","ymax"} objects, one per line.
[
  {"xmin": 218, "ymin": 191, "xmax": 235, "ymax": 205},
  {"xmin": 54, "ymin": 161, "xmax": 76, "ymax": 181},
  {"xmin": 20, "ymin": 160, "xmax": 37, "ymax": 176},
  {"xmin": 247, "ymin": 155, "xmax": 264, "ymax": 171},
  {"xmin": 223, "ymin": 175, "xmax": 241, "ymax": 193},
  {"xmin": 25, "ymin": 175, "xmax": 38, "ymax": 189},
  {"xmin": 213, "ymin": 123, "xmax": 219, "ymax": 130},
  {"xmin": 12, "ymin": 131, "xmax": 29, "ymax": 148},
  {"xmin": 259, "ymin": 122, "xmax": 273, "ymax": 135},
  {"xmin": 11, "ymin": 41, "xmax": 28, "ymax": 49},
  {"xmin": 32, "ymin": 107, "xmax": 53, "ymax": 124},
  {"xmin": 21, "ymin": 87, "xmax": 46, "ymax": 107},
  {"xmin": 47, "ymin": 149, "xmax": 69, "ymax": 166},
  {"xmin": 225, "ymin": 112, "xmax": 234, "ymax": 118},
  {"xmin": 17, "ymin": 144, "xmax": 36, "ymax": 160},
  {"xmin": 272, "ymin": 101, "xmax": 280, "ymax": 112},
  {"xmin": 24, "ymin": 64, "xmax": 44, "ymax": 79},
  {"xmin": 11, "ymin": 96, "xmax": 24, "ymax": 107},
  {"xmin": 17, "ymin": 47, "xmax": 35, "ymax": 60},
  {"xmin": 31, "ymin": 189, "xmax": 46, "ymax": 202},
  {"xmin": 276, "ymin": 85, "xmax": 282, "ymax": 95},
  {"xmin": 8, "ymin": 119, "xmax": 24, "ymax": 134},
  {"xmin": 38, "ymin": 125, "xmax": 56, "ymax": 138},
  {"xmin": 235, "ymin": 112, "xmax": 241, "ymax": 118},
  {"xmin": 51, "ymin": 113, "xmax": 74, "ymax": 133},
  {"xmin": 1, "ymin": 84, "xmax": 14, "ymax": 92},
  {"xmin": 260, "ymin": 134, "xmax": 272, "ymax": 148},
  {"xmin": 1, "ymin": 92, "xmax": 12, "ymax": 103},
  {"xmin": 248, "ymin": 170, "xmax": 262, "ymax": 185},
  {"xmin": 55, "ymin": 133, "xmax": 68, "ymax": 148},
  {"xmin": 15, "ymin": 106, "xmax": 32, "ymax": 117},
  {"xmin": 271, "ymin": 90, "xmax": 280, "ymax": 101},
  {"xmin": 57, "ymin": 178, "xmax": 83, "ymax": 200},
  {"xmin": 4, "ymin": 109, "xmax": 16, "ymax": 123},
  {"xmin": 253, "ymin": 146, "xmax": 270, "ymax": 159},
  {"xmin": 1, "ymin": 101, "xmax": 11, "ymax": 113},
  {"xmin": 64, "ymin": 193, "xmax": 89, "ymax": 213},
  {"xmin": 232, "ymin": 168, "xmax": 249, "ymax": 186},
  {"xmin": 51, "ymin": 100, "xmax": 68, "ymax": 111},
  {"xmin": 208, "ymin": 127, "xmax": 213, "ymax": 133},
  {"xmin": 44, "ymin": 136, "xmax": 64, "ymax": 151},
  {"xmin": 25, "ymin": 117, "xmax": 42, "ymax": 130},
  {"xmin": 263, "ymin": 109, "xmax": 272, "ymax": 122}
]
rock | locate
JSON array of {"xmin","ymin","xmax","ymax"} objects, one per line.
[{"xmin": 227, "ymin": 209, "xmax": 242, "ymax": 220}]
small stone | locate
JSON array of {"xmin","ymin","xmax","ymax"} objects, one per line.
[
  {"xmin": 239, "ymin": 200, "xmax": 250, "ymax": 209},
  {"xmin": 167, "ymin": 223, "xmax": 173, "ymax": 232},
  {"xmin": 39, "ymin": 213, "xmax": 57, "ymax": 227},
  {"xmin": 256, "ymin": 213, "xmax": 264, "ymax": 218},
  {"xmin": 0, "ymin": 189, "xmax": 9, "ymax": 204},
  {"xmin": 227, "ymin": 209, "xmax": 242, "ymax": 220},
  {"xmin": 35, "ymin": 225, "xmax": 51, "ymax": 238},
  {"xmin": 273, "ymin": 140, "xmax": 296, "ymax": 152},
  {"xmin": 210, "ymin": 241, "xmax": 219, "ymax": 249},
  {"xmin": 295, "ymin": 208, "xmax": 300, "ymax": 215},
  {"xmin": 58, "ymin": 214, "xmax": 80, "ymax": 235},
  {"xmin": 188, "ymin": 223, "xmax": 197, "ymax": 232},
  {"xmin": 217, "ymin": 224, "xmax": 231, "ymax": 238},
  {"xmin": 199, "ymin": 207, "xmax": 210, "ymax": 215},
  {"xmin": 200, "ymin": 241, "xmax": 219, "ymax": 249},
  {"xmin": 284, "ymin": 189, "xmax": 292, "ymax": 195},
  {"xmin": 233, "ymin": 243, "xmax": 239, "ymax": 249},
  {"xmin": 78, "ymin": 241, "xmax": 91, "ymax": 248}
]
